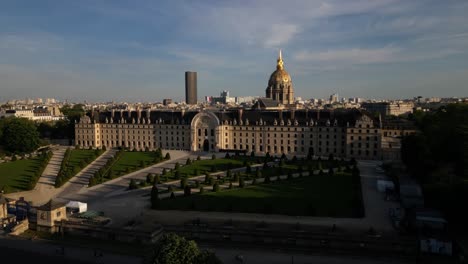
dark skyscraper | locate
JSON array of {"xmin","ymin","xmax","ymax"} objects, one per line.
[{"xmin": 185, "ymin": 71, "xmax": 197, "ymax": 105}]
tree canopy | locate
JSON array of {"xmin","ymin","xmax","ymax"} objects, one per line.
[
  {"xmin": 401, "ymin": 103, "xmax": 468, "ymax": 231},
  {"xmin": 0, "ymin": 117, "xmax": 40, "ymax": 153},
  {"xmin": 150, "ymin": 233, "xmax": 221, "ymax": 264}
]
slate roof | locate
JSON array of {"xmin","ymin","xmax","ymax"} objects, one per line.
[
  {"xmin": 37, "ymin": 199, "xmax": 65, "ymax": 211},
  {"xmin": 87, "ymin": 108, "xmax": 375, "ymax": 127}
]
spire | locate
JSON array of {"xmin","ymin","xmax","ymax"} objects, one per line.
[{"xmin": 277, "ymin": 49, "xmax": 284, "ymax": 70}]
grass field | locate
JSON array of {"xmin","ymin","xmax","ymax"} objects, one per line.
[
  {"xmin": 165, "ymin": 158, "xmax": 247, "ymax": 179},
  {"xmin": 110, "ymin": 151, "xmax": 159, "ymax": 176},
  {"xmin": 158, "ymin": 172, "xmax": 363, "ymax": 217},
  {"xmin": 68, "ymin": 150, "xmax": 100, "ymax": 168},
  {"xmin": 0, "ymin": 158, "xmax": 43, "ymax": 193}
]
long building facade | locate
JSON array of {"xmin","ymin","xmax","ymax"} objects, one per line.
[
  {"xmin": 75, "ymin": 108, "xmax": 415, "ymax": 160},
  {"xmin": 75, "ymin": 51, "xmax": 416, "ymax": 160}
]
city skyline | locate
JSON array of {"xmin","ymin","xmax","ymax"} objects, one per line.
[{"xmin": 1, "ymin": 1, "xmax": 468, "ymax": 102}]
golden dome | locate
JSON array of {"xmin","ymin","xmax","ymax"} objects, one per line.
[{"xmin": 268, "ymin": 49, "xmax": 292, "ymax": 86}]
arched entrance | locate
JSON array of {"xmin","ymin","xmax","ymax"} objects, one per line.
[
  {"xmin": 203, "ymin": 139, "xmax": 210, "ymax": 152},
  {"xmin": 191, "ymin": 111, "xmax": 220, "ymax": 152}
]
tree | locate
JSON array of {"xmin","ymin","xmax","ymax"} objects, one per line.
[
  {"xmin": 184, "ymin": 185, "xmax": 191, "ymax": 196},
  {"xmin": 186, "ymin": 158, "xmax": 192, "ymax": 165},
  {"xmin": 149, "ymin": 233, "xmax": 221, "ymax": 264},
  {"xmin": 129, "ymin": 179, "xmax": 138, "ymax": 190},
  {"xmin": 246, "ymin": 164, "xmax": 252, "ymax": 174},
  {"xmin": 213, "ymin": 182, "xmax": 220, "ymax": 192},
  {"xmin": 239, "ymin": 177, "xmax": 245, "ymax": 188},
  {"xmin": 146, "ymin": 173, "xmax": 154, "ymax": 184},
  {"xmin": 264, "ymin": 174, "xmax": 271, "ymax": 183},
  {"xmin": 151, "ymin": 185, "xmax": 160, "ymax": 209},
  {"xmin": 197, "ymin": 155, "xmax": 201, "ymax": 161},
  {"xmin": 229, "ymin": 182, "xmax": 233, "ymax": 189},
  {"xmin": 224, "ymin": 152, "xmax": 230, "ymax": 159},
  {"xmin": 174, "ymin": 162, "xmax": 180, "ymax": 171},
  {"xmin": 226, "ymin": 169, "xmax": 232, "ymax": 179},
  {"xmin": 199, "ymin": 186, "xmax": 204, "ymax": 194},
  {"xmin": 250, "ymin": 151, "xmax": 255, "ymax": 158},
  {"xmin": 0, "ymin": 117, "xmax": 40, "ymax": 153},
  {"xmin": 165, "ymin": 152, "xmax": 171, "ymax": 160},
  {"xmin": 211, "ymin": 154, "xmax": 216, "ymax": 160},
  {"xmin": 154, "ymin": 174, "xmax": 160, "ymax": 184},
  {"xmin": 180, "ymin": 178, "xmax": 187, "ymax": 188}
]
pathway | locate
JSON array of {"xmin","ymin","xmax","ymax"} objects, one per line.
[
  {"xmin": 88, "ymin": 159, "xmax": 400, "ymax": 233},
  {"xmin": 55, "ymin": 149, "xmax": 118, "ymax": 201},
  {"xmin": 5, "ymin": 146, "xmax": 69, "ymax": 205},
  {"xmin": 55, "ymin": 150, "xmax": 192, "ymax": 203}
]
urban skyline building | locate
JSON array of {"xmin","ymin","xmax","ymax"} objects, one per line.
[{"xmin": 185, "ymin": 71, "xmax": 197, "ymax": 105}]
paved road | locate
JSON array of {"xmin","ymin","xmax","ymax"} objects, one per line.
[
  {"xmin": 205, "ymin": 245, "xmax": 414, "ymax": 264},
  {"xmin": 0, "ymin": 237, "xmax": 141, "ymax": 264},
  {"xmin": 5, "ymin": 146, "xmax": 69, "ymax": 205}
]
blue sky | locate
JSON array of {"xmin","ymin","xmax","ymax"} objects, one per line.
[{"xmin": 0, "ymin": 0, "xmax": 467, "ymax": 102}]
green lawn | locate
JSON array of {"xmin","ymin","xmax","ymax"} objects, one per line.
[
  {"xmin": 165, "ymin": 158, "xmax": 246, "ymax": 179},
  {"xmin": 158, "ymin": 172, "xmax": 363, "ymax": 217},
  {"xmin": 110, "ymin": 151, "xmax": 160, "ymax": 176},
  {"xmin": 0, "ymin": 158, "xmax": 43, "ymax": 193},
  {"xmin": 68, "ymin": 150, "xmax": 100, "ymax": 168}
]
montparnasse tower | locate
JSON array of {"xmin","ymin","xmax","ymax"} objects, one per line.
[{"xmin": 265, "ymin": 49, "xmax": 294, "ymax": 105}]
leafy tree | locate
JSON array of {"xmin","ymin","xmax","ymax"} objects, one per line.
[
  {"xmin": 224, "ymin": 152, "xmax": 230, "ymax": 159},
  {"xmin": 146, "ymin": 173, "xmax": 154, "ymax": 184},
  {"xmin": 212, "ymin": 182, "xmax": 220, "ymax": 192},
  {"xmin": 175, "ymin": 162, "xmax": 180, "ymax": 171},
  {"xmin": 0, "ymin": 117, "xmax": 40, "ymax": 153},
  {"xmin": 211, "ymin": 154, "xmax": 216, "ymax": 160},
  {"xmin": 170, "ymin": 192, "xmax": 176, "ymax": 199},
  {"xmin": 239, "ymin": 177, "xmax": 245, "ymax": 188},
  {"xmin": 165, "ymin": 152, "xmax": 171, "ymax": 160},
  {"xmin": 199, "ymin": 186, "xmax": 204, "ymax": 194},
  {"xmin": 184, "ymin": 185, "xmax": 191, "ymax": 196},
  {"xmin": 129, "ymin": 179, "xmax": 138, "ymax": 190},
  {"xmin": 186, "ymin": 158, "xmax": 192, "ymax": 165},
  {"xmin": 149, "ymin": 233, "xmax": 221, "ymax": 264},
  {"xmin": 246, "ymin": 164, "xmax": 252, "ymax": 174},
  {"xmin": 151, "ymin": 185, "xmax": 160, "ymax": 209},
  {"xmin": 264, "ymin": 174, "xmax": 271, "ymax": 183},
  {"xmin": 180, "ymin": 178, "xmax": 187, "ymax": 188},
  {"xmin": 154, "ymin": 174, "xmax": 160, "ymax": 184}
]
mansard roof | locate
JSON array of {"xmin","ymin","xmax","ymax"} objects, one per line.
[{"xmin": 87, "ymin": 108, "xmax": 377, "ymax": 127}]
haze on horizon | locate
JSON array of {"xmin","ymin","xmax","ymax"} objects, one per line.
[{"xmin": 0, "ymin": 0, "xmax": 467, "ymax": 103}]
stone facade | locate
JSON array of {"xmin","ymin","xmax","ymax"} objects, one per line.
[
  {"xmin": 36, "ymin": 200, "xmax": 67, "ymax": 232},
  {"xmin": 75, "ymin": 108, "xmax": 416, "ymax": 160}
]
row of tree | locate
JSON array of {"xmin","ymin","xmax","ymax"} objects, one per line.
[
  {"xmin": 88, "ymin": 150, "xmax": 124, "ymax": 186},
  {"xmin": 55, "ymin": 148, "xmax": 103, "ymax": 187},
  {"xmin": 27, "ymin": 151, "xmax": 53, "ymax": 190},
  {"xmin": 402, "ymin": 104, "xmax": 468, "ymax": 230}
]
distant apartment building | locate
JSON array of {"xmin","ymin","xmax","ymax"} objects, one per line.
[
  {"xmin": 361, "ymin": 102, "xmax": 414, "ymax": 116},
  {"xmin": 3, "ymin": 107, "xmax": 64, "ymax": 122}
]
